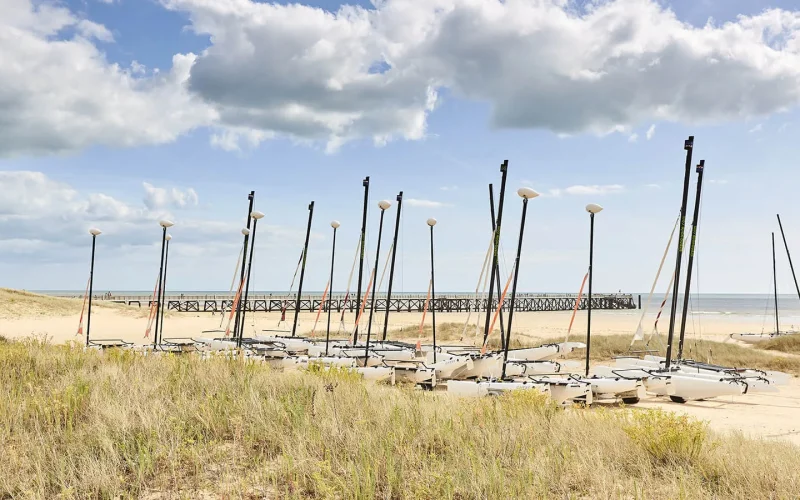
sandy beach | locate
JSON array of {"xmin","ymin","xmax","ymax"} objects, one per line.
[{"xmin": 3, "ymin": 291, "xmax": 800, "ymax": 446}]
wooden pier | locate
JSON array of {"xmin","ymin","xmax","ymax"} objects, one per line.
[{"xmin": 80, "ymin": 293, "xmax": 637, "ymax": 313}]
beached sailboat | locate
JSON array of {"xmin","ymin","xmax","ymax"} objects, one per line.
[{"xmin": 731, "ymin": 216, "xmax": 800, "ymax": 343}]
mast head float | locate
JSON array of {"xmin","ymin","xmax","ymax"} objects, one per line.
[
  {"xmin": 241, "ymin": 228, "xmax": 250, "ymax": 236},
  {"xmin": 251, "ymin": 210, "xmax": 265, "ymax": 220},
  {"xmin": 331, "ymin": 220, "xmax": 341, "ymax": 229},
  {"xmin": 378, "ymin": 200, "xmax": 391, "ymax": 210},
  {"xmin": 89, "ymin": 228, "xmax": 102, "ymax": 236},
  {"xmin": 585, "ymin": 203, "xmax": 604, "ymax": 214},
  {"xmin": 427, "ymin": 218, "xmax": 437, "ymax": 227},
  {"xmin": 517, "ymin": 187, "xmax": 540, "ymax": 200},
  {"xmin": 159, "ymin": 220, "xmax": 174, "ymax": 228},
  {"xmin": 165, "ymin": 234, "xmax": 172, "ymax": 241}
]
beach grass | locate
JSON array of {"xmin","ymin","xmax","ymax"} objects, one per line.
[
  {"xmin": 761, "ymin": 334, "xmax": 800, "ymax": 354},
  {"xmin": 561, "ymin": 333, "xmax": 800, "ymax": 375},
  {"xmin": 2, "ymin": 338, "xmax": 799, "ymax": 498},
  {"xmin": 0, "ymin": 288, "xmax": 157, "ymax": 320}
]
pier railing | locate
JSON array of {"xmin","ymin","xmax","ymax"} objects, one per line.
[{"xmin": 59, "ymin": 293, "xmax": 637, "ymax": 313}]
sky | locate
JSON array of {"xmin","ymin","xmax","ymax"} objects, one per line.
[{"xmin": 1, "ymin": 0, "xmax": 800, "ymax": 295}]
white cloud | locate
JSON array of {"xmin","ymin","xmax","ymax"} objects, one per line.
[
  {"xmin": 549, "ymin": 184, "xmax": 625, "ymax": 197},
  {"xmin": 0, "ymin": 0, "xmax": 215, "ymax": 157},
  {"xmin": 708, "ymin": 179, "xmax": 729, "ymax": 185},
  {"xmin": 405, "ymin": 198, "xmax": 451, "ymax": 208},
  {"xmin": 646, "ymin": 124, "xmax": 657, "ymax": 140},
  {"xmin": 439, "ymin": 185, "xmax": 459, "ymax": 191},
  {"xmin": 628, "ymin": 133, "xmax": 639, "ymax": 143},
  {"xmin": 142, "ymin": 182, "xmax": 199, "ymax": 210},
  {"xmin": 161, "ymin": 0, "xmax": 800, "ymax": 149},
  {"xmin": 5, "ymin": 0, "xmax": 800, "ymax": 156},
  {"xmin": 748, "ymin": 123, "xmax": 763, "ymax": 133},
  {"xmin": 645, "ymin": 183, "xmax": 661, "ymax": 189},
  {"xmin": 779, "ymin": 122, "xmax": 791, "ymax": 132}
]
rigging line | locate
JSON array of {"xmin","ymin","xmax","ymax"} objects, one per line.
[
  {"xmin": 464, "ymin": 231, "xmax": 496, "ymax": 340},
  {"xmin": 475, "ymin": 230, "xmax": 496, "ymax": 341},
  {"xmin": 338, "ymin": 234, "xmax": 362, "ymax": 333},
  {"xmin": 220, "ymin": 245, "xmax": 244, "ymax": 328},
  {"xmin": 373, "ymin": 242, "xmax": 394, "ymax": 332},
  {"xmin": 566, "ymin": 271, "xmax": 589, "ymax": 343},
  {"xmin": 632, "ymin": 216, "xmax": 680, "ymax": 345},
  {"xmin": 647, "ymin": 233, "xmax": 689, "ymax": 346},
  {"xmin": 278, "ymin": 249, "xmax": 305, "ymax": 327},
  {"xmin": 481, "ymin": 261, "xmax": 516, "ymax": 354}
]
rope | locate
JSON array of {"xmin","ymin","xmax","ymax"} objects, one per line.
[
  {"xmin": 143, "ymin": 272, "xmax": 160, "ymax": 338},
  {"xmin": 418, "ymin": 278, "xmax": 433, "ymax": 347},
  {"xmin": 481, "ymin": 261, "xmax": 516, "ymax": 354},
  {"xmin": 76, "ymin": 277, "xmax": 91, "ymax": 336},
  {"xmin": 338, "ymin": 234, "xmax": 362, "ymax": 333},
  {"xmin": 224, "ymin": 279, "xmax": 246, "ymax": 337},
  {"xmin": 474, "ymin": 231, "xmax": 496, "ymax": 341},
  {"xmin": 219, "ymin": 245, "xmax": 244, "ymax": 328},
  {"xmin": 566, "ymin": 271, "xmax": 589, "ymax": 343},
  {"xmin": 462, "ymin": 232, "xmax": 495, "ymax": 340},
  {"xmin": 278, "ymin": 249, "xmax": 305, "ymax": 327},
  {"xmin": 351, "ymin": 267, "xmax": 376, "ymax": 343},
  {"xmin": 310, "ymin": 280, "xmax": 331, "ymax": 337},
  {"xmin": 373, "ymin": 242, "xmax": 394, "ymax": 332},
  {"xmin": 631, "ymin": 215, "xmax": 679, "ymax": 345}
]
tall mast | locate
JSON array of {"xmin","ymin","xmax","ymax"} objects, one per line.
[
  {"xmin": 664, "ymin": 136, "xmax": 694, "ymax": 370},
  {"xmin": 353, "ymin": 177, "xmax": 369, "ymax": 344},
  {"xmin": 677, "ymin": 160, "xmax": 705, "ymax": 361},
  {"xmin": 483, "ymin": 161, "xmax": 508, "ymax": 345},
  {"xmin": 776, "ymin": 215, "xmax": 800, "ymax": 304},
  {"xmin": 488, "ymin": 184, "xmax": 507, "ymax": 350},
  {"xmin": 291, "ymin": 201, "xmax": 314, "ymax": 337},
  {"xmin": 233, "ymin": 191, "xmax": 255, "ymax": 340},
  {"xmin": 381, "ymin": 192, "xmax": 403, "ymax": 341},
  {"xmin": 774, "ymin": 232, "xmax": 780, "ymax": 335}
]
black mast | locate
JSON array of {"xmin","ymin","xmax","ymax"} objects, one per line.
[
  {"xmin": 364, "ymin": 201, "xmax": 389, "ymax": 364},
  {"xmin": 381, "ymin": 192, "xmax": 403, "ymax": 341},
  {"xmin": 584, "ymin": 205, "xmax": 602, "ymax": 377},
  {"xmin": 777, "ymin": 214, "xmax": 800, "ymax": 305},
  {"xmin": 233, "ymin": 191, "xmax": 255, "ymax": 340},
  {"xmin": 325, "ymin": 221, "xmax": 339, "ymax": 355},
  {"xmin": 238, "ymin": 211, "xmax": 263, "ymax": 346},
  {"xmin": 502, "ymin": 190, "xmax": 534, "ymax": 379},
  {"xmin": 664, "ymin": 136, "xmax": 694, "ymax": 370},
  {"xmin": 158, "ymin": 236, "xmax": 171, "ymax": 340},
  {"xmin": 483, "ymin": 161, "xmax": 509, "ymax": 345},
  {"xmin": 428, "ymin": 218, "xmax": 438, "ymax": 363},
  {"xmin": 86, "ymin": 230, "xmax": 99, "ymax": 347},
  {"xmin": 774, "ymin": 232, "xmax": 780, "ymax": 335},
  {"xmin": 291, "ymin": 202, "xmax": 315, "ymax": 337},
  {"xmin": 353, "ymin": 177, "xmax": 369, "ymax": 344},
  {"xmin": 677, "ymin": 160, "xmax": 705, "ymax": 361},
  {"xmin": 153, "ymin": 224, "xmax": 168, "ymax": 349},
  {"xmin": 488, "ymin": 184, "xmax": 507, "ymax": 351}
]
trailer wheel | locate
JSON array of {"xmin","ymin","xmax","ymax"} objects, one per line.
[
  {"xmin": 669, "ymin": 395, "xmax": 688, "ymax": 404},
  {"xmin": 621, "ymin": 397, "xmax": 640, "ymax": 405}
]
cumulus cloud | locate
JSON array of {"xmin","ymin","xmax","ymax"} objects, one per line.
[
  {"xmin": 405, "ymin": 198, "xmax": 451, "ymax": 208},
  {"xmin": 549, "ymin": 184, "xmax": 625, "ymax": 197},
  {"xmin": 160, "ymin": 0, "xmax": 800, "ymax": 149},
  {"xmin": 0, "ymin": 0, "xmax": 215, "ymax": 157},
  {"xmin": 646, "ymin": 124, "xmax": 657, "ymax": 140},
  {"xmin": 4, "ymin": 0, "xmax": 800, "ymax": 156},
  {"xmin": 142, "ymin": 182, "xmax": 199, "ymax": 210}
]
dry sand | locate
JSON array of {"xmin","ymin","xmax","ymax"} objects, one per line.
[{"xmin": 2, "ymin": 290, "xmax": 799, "ymax": 446}]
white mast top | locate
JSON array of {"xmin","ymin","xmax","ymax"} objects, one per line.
[
  {"xmin": 331, "ymin": 220, "xmax": 341, "ymax": 229},
  {"xmin": 586, "ymin": 203, "xmax": 604, "ymax": 214},
  {"xmin": 251, "ymin": 210, "xmax": 265, "ymax": 220},
  {"xmin": 89, "ymin": 228, "xmax": 102, "ymax": 236},
  {"xmin": 378, "ymin": 200, "xmax": 391, "ymax": 210},
  {"xmin": 159, "ymin": 220, "xmax": 174, "ymax": 228},
  {"xmin": 517, "ymin": 187, "xmax": 540, "ymax": 199},
  {"xmin": 427, "ymin": 218, "xmax": 437, "ymax": 227}
]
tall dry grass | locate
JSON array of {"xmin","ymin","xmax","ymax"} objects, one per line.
[
  {"xmin": 762, "ymin": 334, "xmax": 800, "ymax": 354},
  {"xmin": 1, "ymin": 339, "xmax": 799, "ymax": 498},
  {"xmin": 0, "ymin": 288, "xmax": 153, "ymax": 320},
  {"xmin": 564, "ymin": 333, "xmax": 800, "ymax": 375}
]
